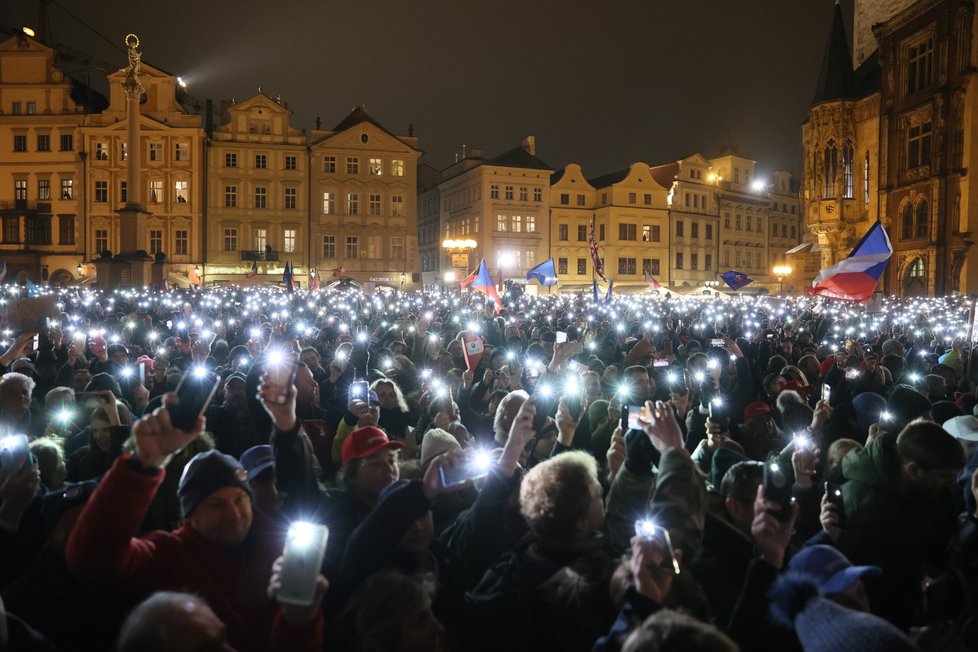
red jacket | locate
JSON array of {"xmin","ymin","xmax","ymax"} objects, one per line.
[{"xmin": 66, "ymin": 455, "xmax": 322, "ymax": 651}]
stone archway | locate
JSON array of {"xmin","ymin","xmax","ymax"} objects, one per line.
[
  {"xmin": 902, "ymin": 257, "xmax": 927, "ymax": 297},
  {"xmin": 49, "ymin": 269, "xmax": 74, "ymax": 287}
]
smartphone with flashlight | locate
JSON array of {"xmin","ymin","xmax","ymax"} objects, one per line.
[
  {"xmin": 763, "ymin": 462, "xmax": 793, "ymax": 522},
  {"xmin": 440, "ymin": 449, "xmax": 494, "ymax": 488},
  {"xmin": 555, "ymin": 330, "xmax": 568, "ymax": 344},
  {"xmin": 710, "ymin": 339, "xmax": 724, "ymax": 347},
  {"xmin": 823, "ymin": 481, "xmax": 847, "ymax": 528},
  {"xmin": 620, "ymin": 403, "xmax": 629, "ymax": 430},
  {"xmin": 0, "ymin": 434, "xmax": 34, "ymax": 473},
  {"xmin": 167, "ymin": 369, "xmax": 220, "ymax": 432},
  {"xmin": 627, "ymin": 404, "xmax": 650, "ymax": 430},
  {"xmin": 349, "ymin": 380, "xmax": 370, "ymax": 403},
  {"xmin": 277, "ymin": 521, "xmax": 329, "ymax": 607},
  {"xmin": 634, "ymin": 519, "xmax": 681, "ymax": 574},
  {"xmin": 653, "ymin": 358, "xmax": 669, "ymax": 368},
  {"xmin": 821, "ymin": 383, "xmax": 831, "ymax": 403}
]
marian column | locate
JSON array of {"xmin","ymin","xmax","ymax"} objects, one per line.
[{"xmin": 118, "ymin": 33, "xmax": 149, "ymax": 254}]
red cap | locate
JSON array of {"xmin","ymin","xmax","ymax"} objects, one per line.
[
  {"xmin": 784, "ymin": 380, "xmax": 814, "ymax": 395},
  {"xmin": 341, "ymin": 426, "xmax": 404, "ymax": 466},
  {"xmin": 743, "ymin": 401, "xmax": 773, "ymax": 422}
]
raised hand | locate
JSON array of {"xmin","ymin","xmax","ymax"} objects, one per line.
[
  {"xmin": 640, "ymin": 400, "xmax": 684, "ymax": 452},
  {"xmin": 752, "ymin": 484, "xmax": 798, "ymax": 568},
  {"xmin": 267, "ymin": 555, "xmax": 328, "ymax": 626},
  {"xmin": 819, "ymin": 493, "xmax": 842, "ymax": 542},
  {"xmin": 257, "ymin": 373, "xmax": 298, "ymax": 432},
  {"xmin": 630, "ymin": 535, "xmax": 682, "ymax": 604},
  {"xmin": 133, "ymin": 393, "xmax": 205, "ymax": 469},
  {"xmin": 422, "ymin": 448, "xmax": 473, "ymax": 500}
]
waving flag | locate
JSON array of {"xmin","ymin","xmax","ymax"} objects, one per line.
[
  {"xmin": 721, "ymin": 270, "xmax": 753, "ymax": 291},
  {"xmin": 460, "ymin": 267, "xmax": 478, "ymax": 288},
  {"xmin": 283, "ymin": 261, "xmax": 294, "ymax": 293},
  {"xmin": 468, "ymin": 259, "xmax": 502, "ymax": 313},
  {"xmin": 26, "ymin": 279, "xmax": 39, "ymax": 297},
  {"xmin": 592, "ymin": 279, "xmax": 600, "ymax": 304},
  {"xmin": 246, "ymin": 260, "xmax": 258, "ymax": 278},
  {"xmin": 644, "ymin": 267, "xmax": 661, "ymax": 290},
  {"xmin": 0, "ymin": 261, "xmax": 7, "ymax": 284},
  {"xmin": 310, "ymin": 270, "xmax": 320, "ymax": 292},
  {"xmin": 604, "ymin": 279, "xmax": 614, "ymax": 303},
  {"xmin": 526, "ymin": 258, "xmax": 558, "ymax": 286},
  {"xmin": 331, "ymin": 266, "xmax": 345, "ymax": 278},
  {"xmin": 809, "ymin": 220, "xmax": 892, "ymax": 303},
  {"xmin": 588, "ymin": 215, "xmax": 607, "ymax": 282}
]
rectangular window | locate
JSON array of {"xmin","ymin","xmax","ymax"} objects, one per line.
[
  {"xmin": 391, "ymin": 236, "xmax": 405, "ymax": 260},
  {"xmin": 691, "ymin": 222, "xmax": 699, "ymax": 239},
  {"xmin": 782, "ymin": 224, "xmax": 787, "ymax": 237},
  {"xmin": 519, "ymin": 187, "xmax": 528, "ymax": 201},
  {"xmin": 706, "ymin": 224, "xmax": 713, "ymax": 240},
  {"xmin": 150, "ymin": 180, "xmax": 163, "ymax": 203},
  {"xmin": 174, "ymin": 180, "xmax": 188, "ymax": 204},
  {"xmin": 323, "ymin": 156, "xmax": 336, "ymax": 173},
  {"xmin": 369, "ymin": 158, "xmax": 383, "ymax": 176},
  {"xmin": 175, "ymin": 143, "xmax": 189, "ymax": 162},
  {"xmin": 346, "ymin": 157, "xmax": 359, "ymax": 174},
  {"xmin": 366, "ymin": 194, "xmax": 380, "ymax": 215},
  {"xmin": 283, "ymin": 229, "xmax": 296, "ymax": 253},
  {"xmin": 558, "ymin": 258, "xmax": 568, "ymax": 275},
  {"xmin": 505, "ymin": 186, "xmax": 514, "ymax": 200},
  {"xmin": 617, "ymin": 257, "xmax": 637, "ymax": 275},
  {"xmin": 120, "ymin": 142, "xmax": 127, "ymax": 161},
  {"xmin": 322, "ymin": 235, "xmax": 336, "ymax": 258},
  {"xmin": 224, "ymin": 151, "xmax": 236, "ymax": 167},
  {"xmin": 13, "ymin": 135, "xmax": 27, "ymax": 152},
  {"xmin": 691, "ymin": 253, "xmax": 699, "ymax": 270},
  {"xmin": 347, "ymin": 193, "xmax": 359, "ymax": 215},
  {"xmin": 675, "ymin": 252, "xmax": 684, "ymax": 269},
  {"xmin": 577, "ymin": 258, "xmax": 587, "ymax": 275},
  {"xmin": 735, "ymin": 214, "xmax": 742, "ymax": 230},
  {"xmin": 559, "ymin": 224, "xmax": 569, "ymax": 241},
  {"xmin": 94, "ymin": 181, "xmax": 108, "ymax": 203},
  {"xmin": 526, "ymin": 215, "xmax": 536, "ymax": 233},
  {"xmin": 4, "ymin": 216, "xmax": 18, "ymax": 243},
  {"xmin": 346, "ymin": 236, "xmax": 359, "ymax": 258},
  {"xmin": 491, "ymin": 184, "xmax": 500, "ymax": 199},
  {"xmin": 36, "ymin": 134, "xmax": 50, "ymax": 151},
  {"xmin": 644, "ymin": 193, "xmax": 652, "ymax": 205},
  {"xmin": 38, "ymin": 179, "xmax": 50, "ymax": 200},
  {"xmin": 497, "ymin": 214, "xmax": 507, "ymax": 232},
  {"xmin": 525, "ymin": 249, "xmax": 536, "ymax": 269},
  {"xmin": 907, "ymin": 122, "xmax": 932, "ymax": 169},
  {"xmin": 11, "ymin": 102, "xmax": 21, "ymax": 115},
  {"xmin": 61, "ymin": 178, "xmax": 73, "ymax": 199},
  {"xmin": 60, "ymin": 134, "xmax": 73, "ymax": 151},
  {"xmin": 511, "ymin": 215, "xmax": 522, "ymax": 233},
  {"xmin": 676, "ymin": 221, "xmax": 684, "ymax": 237},
  {"xmin": 559, "ymin": 193, "xmax": 569, "ymax": 205},
  {"xmin": 574, "ymin": 194, "xmax": 584, "ymax": 206},
  {"xmin": 392, "ymin": 159, "xmax": 404, "ymax": 177},
  {"xmin": 254, "ymin": 153, "xmax": 266, "ymax": 169},
  {"xmin": 225, "ymin": 185, "xmax": 237, "ymax": 208},
  {"xmin": 724, "ymin": 212, "xmax": 731, "ymax": 228},
  {"xmin": 642, "ymin": 225, "xmax": 652, "ymax": 242},
  {"xmin": 705, "ymin": 254, "xmax": 712, "ymax": 270},
  {"xmin": 149, "ymin": 229, "xmax": 163, "ymax": 255},
  {"xmin": 26, "ymin": 101, "xmax": 36, "ymax": 114},
  {"xmin": 533, "ymin": 187, "xmax": 542, "ymax": 202},
  {"xmin": 254, "ymin": 228, "xmax": 267, "ymax": 251},
  {"xmin": 254, "ymin": 187, "xmax": 267, "ymax": 209},
  {"xmin": 95, "ymin": 142, "xmax": 108, "ymax": 160},
  {"xmin": 643, "ymin": 258, "xmax": 660, "ymax": 276},
  {"xmin": 906, "ymin": 37, "xmax": 934, "ymax": 95},
  {"xmin": 59, "ymin": 214, "xmax": 75, "ymax": 245},
  {"xmin": 618, "ymin": 223, "xmax": 637, "ymax": 240},
  {"xmin": 175, "ymin": 230, "xmax": 188, "ymax": 255},
  {"xmin": 746, "ymin": 216, "xmax": 752, "ymax": 231},
  {"xmin": 322, "ymin": 192, "xmax": 335, "ymax": 214},
  {"xmin": 95, "ymin": 228, "xmax": 108, "ymax": 254},
  {"xmin": 223, "ymin": 228, "xmax": 238, "ymax": 252},
  {"xmin": 628, "ymin": 192, "xmax": 637, "ymax": 204},
  {"xmin": 391, "ymin": 195, "xmax": 404, "ymax": 217},
  {"xmin": 599, "ymin": 224, "xmax": 605, "ymax": 240},
  {"xmin": 284, "ymin": 155, "xmax": 297, "ymax": 171},
  {"xmin": 14, "ymin": 180, "xmax": 27, "ymax": 200},
  {"xmin": 284, "ymin": 187, "xmax": 297, "ymax": 209}
]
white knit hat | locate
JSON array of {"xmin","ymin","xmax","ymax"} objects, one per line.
[{"xmin": 420, "ymin": 428, "xmax": 461, "ymax": 468}]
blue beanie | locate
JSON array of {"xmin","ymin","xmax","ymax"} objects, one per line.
[{"xmin": 178, "ymin": 450, "xmax": 252, "ymax": 518}]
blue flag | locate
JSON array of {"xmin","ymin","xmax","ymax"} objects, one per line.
[
  {"xmin": 720, "ymin": 270, "xmax": 753, "ymax": 291},
  {"xmin": 26, "ymin": 279, "xmax": 39, "ymax": 297},
  {"xmin": 283, "ymin": 261, "xmax": 294, "ymax": 293},
  {"xmin": 604, "ymin": 279, "xmax": 614, "ymax": 303},
  {"xmin": 526, "ymin": 258, "xmax": 558, "ymax": 287},
  {"xmin": 592, "ymin": 279, "xmax": 599, "ymax": 304}
]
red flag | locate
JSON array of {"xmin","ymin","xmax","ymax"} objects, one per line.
[
  {"xmin": 310, "ymin": 271, "xmax": 320, "ymax": 291},
  {"xmin": 331, "ymin": 266, "xmax": 345, "ymax": 278},
  {"xmin": 459, "ymin": 269, "xmax": 478, "ymax": 288},
  {"xmin": 462, "ymin": 333, "xmax": 484, "ymax": 371},
  {"xmin": 644, "ymin": 267, "xmax": 661, "ymax": 290},
  {"xmin": 246, "ymin": 260, "xmax": 258, "ymax": 278},
  {"xmin": 588, "ymin": 215, "xmax": 607, "ymax": 282}
]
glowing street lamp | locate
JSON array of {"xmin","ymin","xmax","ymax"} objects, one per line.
[{"xmin": 772, "ymin": 265, "xmax": 792, "ymax": 296}]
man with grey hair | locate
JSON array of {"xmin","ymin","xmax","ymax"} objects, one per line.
[{"xmin": 0, "ymin": 372, "xmax": 42, "ymax": 439}]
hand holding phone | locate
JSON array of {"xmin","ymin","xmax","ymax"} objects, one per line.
[
  {"xmin": 440, "ymin": 449, "xmax": 494, "ymax": 488},
  {"xmin": 763, "ymin": 462, "xmax": 793, "ymax": 522},
  {"xmin": 0, "ymin": 434, "xmax": 34, "ymax": 473},
  {"xmin": 277, "ymin": 521, "xmax": 329, "ymax": 606},
  {"xmin": 349, "ymin": 380, "xmax": 370, "ymax": 404},
  {"xmin": 167, "ymin": 369, "xmax": 220, "ymax": 432},
  {"xmin": 823, "ymin": 482, "xmax": 847, "ymax": 528},
  {"xmin": 633, "ymin": 519, "xmax": 681, "ymax": 575}
]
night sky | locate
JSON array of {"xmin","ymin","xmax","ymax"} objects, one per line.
[{"xmin": 2, "ymin": 0, "xmax": 853, "ymax": 180}]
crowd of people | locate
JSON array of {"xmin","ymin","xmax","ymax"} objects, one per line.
[{"xmin": 0, "ymin": 284, "xmax": 976, "ymax": 651}]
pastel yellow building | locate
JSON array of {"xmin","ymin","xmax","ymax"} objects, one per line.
[
  {"xmin": 549, "ymin": 164, "xmax": 596, "ymax": 290},
  {"xmin": 206, "ymin": 92, "xmax": 307, "ymax": 284},
  {"xmin": 309, "ymin": 107, "xmax": 420, "ymax": 290},
  {"xmin": 0, "ymin": 32, "xmax": 102, "ymax": 284},
  {"xmin": 81, "ymin": 60, "xmax": 205, "ymax": 279}
]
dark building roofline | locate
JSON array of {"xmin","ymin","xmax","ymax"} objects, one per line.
[{"xmin": 811, "ymin": 1, "xmax": 858, "ymax": 106}]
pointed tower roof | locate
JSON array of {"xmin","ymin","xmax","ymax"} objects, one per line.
[{"xmin": 811, "ymin": 1, "xmax": 857, "ymax": 106}]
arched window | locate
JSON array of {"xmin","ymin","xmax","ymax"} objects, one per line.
[
  {"xmin": 915, "ymin": 200, "xmax": 928, "ymax": 239},
  {"xmin": 842, "ymin": 143, "xmax": 854, "ymax": 198},
  {"xmin": 863, "ymin": 151, "xmax": 870, "ymax": 204},
  {"xmin": 909, "ymin": 258, "xmax": 925, "ymax": 277},
  {"xmin": 902, "ymin": 203, "xmax": 915, "ymax": 239},
  {"xmin": 822, "ymin": 140, "xmax": 838, "ymax": 199}
]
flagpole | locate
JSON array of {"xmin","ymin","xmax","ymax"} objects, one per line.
[{"xmin": 967, "ymin": 297, "xmax": 977, "ymax": 379}]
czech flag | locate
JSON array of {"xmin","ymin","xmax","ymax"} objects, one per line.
[
  {"xmin": 465, "ymin": 259, "xmax": 502, "ymax": 313},
  {"xmin": 809, "ymin": 220, "xmax": 892, "ymax": 303},
  {"xmin": 526, "ymin": 258, "xmax": 558, "ymax": 286}
]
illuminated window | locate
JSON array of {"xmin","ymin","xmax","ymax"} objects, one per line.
[
  {"xmin": 150, "ymin": 180, "xmax": 163, "ymax": 203},
  {"xmin": 38, "ymin": 179, "xmax": 50, "ymax": 200},
  {"xmin": 322, "ymin": 192, "xmax": 335, "ymax": 214},
  {"xmin": 254, "ymin": 228, "xmax": 267, "ymax": 251},
  {"xmin": 347, "ymin": 193, "xmax": 359, "ymax": 215},
  {"xmin": 284, "ymin": 229, "xmax": 296, "ymax": 253},
  {"xmin": 175, "ymin": 143, "xmax": 189, "ymax": 162},
  {"xmin": 512, "ymin": 215, "xmax": 522, "ymax": 233},
  {"xmin": 526, "ymin": 215, "xmax": 536, "ymax": 232},
  {"xmin": 61, "ymin": 178, "xmax": 73, "ymax": 199},
  {"xmin": 14, "ymin": 180, "xmax": 27, "ymax": 201},
  {"xmin": 369, "ymin": 158, "xmax": 383, "ymax": 175},
  {"xmin": 391, "ymin": 195, "xmax": 404, "ymax": 217},
  {"xmin": 150, "ymin": 143, "xmax": 164, "ymax": 162},
  {"xmin": 95, "ymin": 142, "xmax": 108, "ymax": 160},
  {"xmin": 864, "ymin": 152, "xmax": 870, "ymax": 204},
  {"xmin": 842, "ymin": 143, "xmax": 854, "ymax": 199},
  {"xmin": 174, "ymin": 181, "xmax": 188, "ymax": 204},
  {"xmin": 497, "ymin": 214, "xmax": 507, "ymax": 232},
  {"xmin": 392, "ymin": 159, "xmax": 404, "ymax": 176}
]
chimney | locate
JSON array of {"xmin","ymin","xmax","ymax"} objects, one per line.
[
  {"xmin": 521, "ymin": 135, "xmax": 536, "ymax": 156},
  {"xmin": 471, "ymin": 148, "xmax": 483, "ymax": 159}
]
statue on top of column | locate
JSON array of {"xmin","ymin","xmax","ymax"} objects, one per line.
[{"xmin": 122, "ymin": 33, "xmax": 143, "ymax": 96}]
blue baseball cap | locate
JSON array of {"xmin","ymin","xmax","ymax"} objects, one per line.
[
  {"xmin": 239, "ymin": 445, "xmax": 274, "ymax": 481},
  {"xmin": 788, "ymin": 545, "xmax": 881, "ymax": 595}
]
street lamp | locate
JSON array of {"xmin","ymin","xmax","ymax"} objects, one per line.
[
  {"xmin": 772, "ymin": 265, "xmax": 792, "ymax": 296},
  {"xmin": 704, "ymin": 279, "xmax": 720, "ymax": 293},
  {"xmin": 76, "ymin": 263, "xmax": 83, "ymax": 277}
]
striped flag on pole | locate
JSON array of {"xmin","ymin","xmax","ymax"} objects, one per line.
[{"xmin": 588, "ymin": 215, "xmax": 608, "ymax": 282}]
